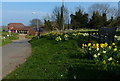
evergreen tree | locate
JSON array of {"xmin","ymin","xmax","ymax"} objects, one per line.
[
  {"xmin": 101, "ymin": 13, "xmax": 107, "ymax": 26},
  {"xmin": 89, "ymin": 11, "xmax": 103, "ymax": 29},
  {"xmin": 70, "ymin": 9, "xmax": 89, "ymax": 29},
  {"xmin": 44, "ymin": 20, "xmax": 53, "ymax": 31}
]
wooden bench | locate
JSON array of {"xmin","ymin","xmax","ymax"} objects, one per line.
[{"xmin": 90, "ymin": 27, "xmax": 117, "ymax": 43}]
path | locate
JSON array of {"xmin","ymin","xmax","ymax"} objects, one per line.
[{"xmin": 1, "ymin": 34, "xmax": 32, "ymax": 79}]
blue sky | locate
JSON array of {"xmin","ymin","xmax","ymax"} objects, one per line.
[{"xmin": 2, "ymin": 2, "xmax": 118, "ymax": 26}]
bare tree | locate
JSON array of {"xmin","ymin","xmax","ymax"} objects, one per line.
[
  {"xmin": 88, "ymin": 3, "xmax": 110, "ymax": 16},
  {"xmin": 51, "ymin": 6, "xmax": 69, "ymax": 30},
  {"xmin": 108, "ymin": 7, "xmax": 118, "ymax": 18},
  {"xmin": 88, "ymin": 3, "xmax": 118, "ymax": 19}
]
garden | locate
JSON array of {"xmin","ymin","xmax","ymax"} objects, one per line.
[{"xmin": 3, "ymin": 30, "xmax": 120, "ymax": 80}]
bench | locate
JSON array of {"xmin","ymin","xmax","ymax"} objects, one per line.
[{"xmin": 90, "ymin": 27, "xmax": 117, "ymax": 43}]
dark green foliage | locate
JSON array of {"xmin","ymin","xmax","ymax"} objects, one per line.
[
  {"xmin": 70, "ymin": 9, "xmax": 88, "ymax": 29},
  {"xmin": 89, "ymin": 12, "xmax": 107, "ymax": 29},
  {"xmin": 108, "ymin": 17, "xmax": 120, "ymax": 27},
  {"xmin": 44, "ymin": 20, "xmax": 53, "ymax": 31}
]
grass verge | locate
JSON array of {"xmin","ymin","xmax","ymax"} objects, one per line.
[{"xmin": 3, "ymin": 38, "xmax": 120, "ymax": 80}]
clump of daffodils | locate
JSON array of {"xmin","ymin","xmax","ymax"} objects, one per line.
[
  {"xmin": 72, "ymin": 33, "xmax": 77, "ymax": 37},
  {"xmin": 82, "ymin": 33, "xmax": 89, "ymax": 36},
  {"xmin": 64, "ymin": 34, "xmax": 69, "ymax": 40},
  {"xmin": 55, "ymin": 36, "xmax": 62, "ymax": 41},
  {"xmin": 81, "ymin": 42, "xmax": 119, "ymax": 70},
  {"xmin": 114, "ymin": 35, "xmax": 120, "ymax": 41}
]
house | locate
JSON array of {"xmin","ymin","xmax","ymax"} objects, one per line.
[{"xmin": 7, "ymin": 23, "xmax": 36, "ymax": 35}]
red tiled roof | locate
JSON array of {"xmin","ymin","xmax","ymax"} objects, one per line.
[
  {"xmin": 11, "ymin": 27, "xmax": 31, "ymax": 31},
  {"xmin": 8, "ymin": 23, "xmax": 24, "ymax": 28}
]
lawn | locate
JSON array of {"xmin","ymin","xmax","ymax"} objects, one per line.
[
  {"xmin": 3, "ymin": 31, "xmax": 120, "ymax": 80},
  {"xmin": 0, "ymin": 32, "xmax": 19, "ymax": 46},
  {"xmin": 25, "ymin": 35, "xmax": 35, "ymax": 39}
]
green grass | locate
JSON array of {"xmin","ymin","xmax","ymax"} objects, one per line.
[
  {"xmin": 0, "ymin": 39, "xmax": 12, "ymax": 46},
  {"xmin": 3, "ymin": 38, "xmax": 120, "ymax": 80},
  {"xmin": 25, "ymin": 35, "xmax": 35, "ymax": 39},
  {"xmin": 0, "ymin": 32, "xmax": 19, "ymax": 46}
]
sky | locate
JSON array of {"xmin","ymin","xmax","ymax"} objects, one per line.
[{"xmin": 2, "ymin": 2, "xmax": 118, "ymax": 26}]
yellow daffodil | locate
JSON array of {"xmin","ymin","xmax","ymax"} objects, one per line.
[
  {"xmin": 96, "ymin": 43, "xmax": 99, "ymax": 46},
  {"xmin": 108, "ymin": 46, "xmax": 112, "ymax": 49},
  {"xmin": 93, "ymin": 44, "xmax": 96, "ymax": 48},
  {"xmin": 93, "ymin": 54, "xmax": 97, "ymax": 58},
  {"xmin": 97, "ymin": 53, "xmax": 101, "ymax": 56},
  {"xmin": 93, "ymin": 33, "xmax": 96, "ymax": 35},
  {"xmin": 102, "ymin": 60, "xmax": 106, "ymax": 64},
  {"xmin": 96, "ymin": 48, "xmax": 99, "ymax": 51},
  {"xmin": 89, "ymin": 48, "xmax": 92, "ymax": 50},
  {"xmin": 84, "ymin": 44, "xmax": 87, "ymax": 47},
  {"xmin": 82, "ymin": 44, "xmax": 85, "ymax": 47},
  {"xmin": 88, "ymin": 43, "xmax": 91, "ymax": 46},
  {"xmin": 77, "ymin": 33, "xmax": 81, "ymax": 35},
  {"xmin": 108, "ymin": 57, "xmax": 113, "ymax": 61},
  {"xmin": 104, "ymin": 43, "xmax": 108, "ymax": 47},
  {"xmin": 64, "ymin": 34, "xmax": 69, "ymax": 38},
  {"xmin": 100, "ymin": 44, "xmax": 105, "ymax": 48},
  {"xmin": 103, "ymin": 51, "xmax": 106, "ymax": 54},
  {"xmin": 73, "ymin": 33, "xmax": 77, "ymax": 36},
  {"xmin": 82, "ymin": 46, "xmax": 84, "ymax": 49},
  {"xmin": 112, "ymin": 43, "xmax": 115, "ymax": 45},
  {"xmin": 114, "ymin": 35, "xmax": 117, "ymax": 38},
  {"xmin": 55, "ymin": 36, "xmax": 62, "ymax": 41},
  {"xmin": 113, "ymin": 48, "xmax": 117, "ymax": 51}
]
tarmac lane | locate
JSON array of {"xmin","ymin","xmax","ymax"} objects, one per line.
[{"xmin": 1, "ymin": 34, "xmax": 32, "ymax": 79}]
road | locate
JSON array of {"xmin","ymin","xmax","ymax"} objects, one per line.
[{"xmin": 1, "ymin": 34, "xmax": 32, "ymax": 79}]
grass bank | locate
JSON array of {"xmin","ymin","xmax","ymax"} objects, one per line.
[{"xmin": 3, "ymin": 38, "xmax": 120, "ymax": 80}]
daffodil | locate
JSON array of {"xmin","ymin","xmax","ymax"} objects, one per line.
[
  {"xmin": 113, "ymin": 48, "xmax": 117, "ymax": 51},
  {"xmin": 64, "ymin": 34, "xmax": 69, "ymax": 38},
  {"xmin": 93, "ymin": 33, "xmax": 96, "ymax": 35},
  {"xmin": 84, "ymin": 44, "xmax": 87, "ymax": 47},
  {"xmin": 108, "ymin": 46, "xmax": 112, "ymax": 49},
  {"xmin": 104, "ymin": 43, "xmax": 108, "ymax": 47},
  {"xmin": 100, "ymin": 43, "xmax": 105, "ymax": 48},
  {"xmin": 112, "ymin": 43, "xmax": 115, "ymax": 45},
  {"xmin": 103, "ymin": 51, "xmax": 106, "ymax": 53},
  {"xmin": 96, "ymin": 48, "xmax": 99, "ymax": 51},
  {"xmin": 88, "ymin": 43, "xmax": 91, "ymax": 46},
  {"xmin": 108, "ymin": 57, "xmax": 113, "ymax": 61},
  {"xmin": 93, "ymin": 54, "xmax": 97, "ymax": 58},
  {"xmin": 55, "ymin": 36, "xmax": 62, "ymax": 41},
  {"xmin": 97, "ymin": 53, "xmax": 101, "ymax": 56},
  {"xmin": 89, "ymin": 48, "xmax": 92, "ymax": 50},
  {"xmin": 96, "ymin": 43, "xmax": 99, "ymax": 46},
  {"xmin": 72, "ymin": 33, "xmax": 77, "ymax": 36},
  {"xmin": 82, "ymin": 46, "xmax": 84, "ymax": 49},
  {"xmin": 82, "ymin": 44, "xmax": 85, "ymax": 47},
  {"xmin": 114, "ymin": 35, "xmax": 117, "ymax": 38},
  {"xmin": 77, "ymin": 33, "xmax": 81, "ymax": 35},
  {"xmin": 102, "ymin": 60, "xmax": 106, "ymax": 64}
]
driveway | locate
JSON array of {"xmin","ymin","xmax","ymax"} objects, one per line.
[{"xmin": 1, "ymin": 34, "xmax": 32, "ymax": 79}]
